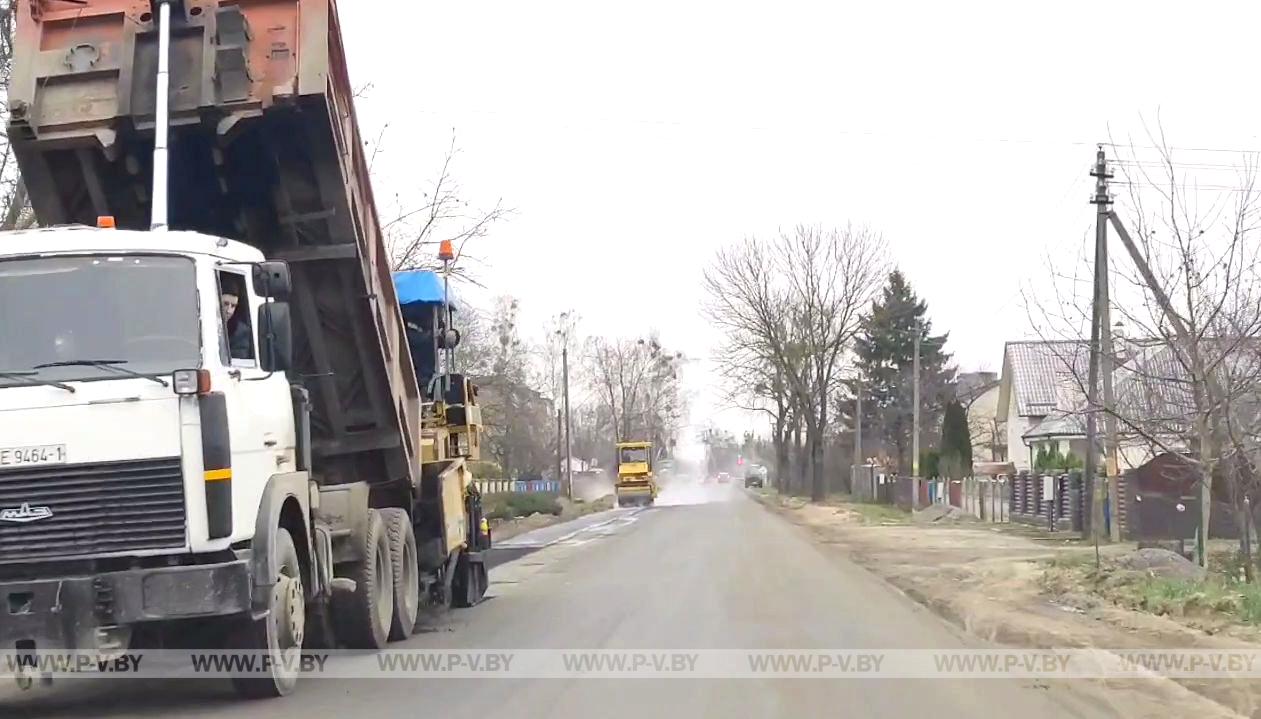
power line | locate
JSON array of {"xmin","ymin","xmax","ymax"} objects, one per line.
[
  {"xmin": 1114, "ymin": 181, "xmax": 1258, "ymax": 193},
  {"xmin": 1102, "ymin": 141, "xmax": 1261, "ymax": 155},
  {"xmin": 1110, "ymin": 159, "xmax": 1253, "ymax": 171},
  {"xmin": 403, "ymin": 107, "xmax": 1261, "ymax": 155}
]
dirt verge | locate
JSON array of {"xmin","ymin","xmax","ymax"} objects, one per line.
[{"xmin": 751, "ymin": 489, "xmax": 1259, "ymax": 718}]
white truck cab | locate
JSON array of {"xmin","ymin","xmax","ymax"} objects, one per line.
[{"xmin": 0, "ymin": 225, "xmax": 300, "ymax": 653}]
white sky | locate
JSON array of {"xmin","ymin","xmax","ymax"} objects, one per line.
[{"xmin": 340, "ymin": 0, "xmax": 1261, "ymax": 436}]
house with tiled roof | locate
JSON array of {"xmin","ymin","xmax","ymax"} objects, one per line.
[
  {"xmin": 997, "ymin": 341, "xmax": 1091, "ymax": 471},
  {"xmin": 997, "ymin": 338, "xmax": 1220, "ymax": 472}
]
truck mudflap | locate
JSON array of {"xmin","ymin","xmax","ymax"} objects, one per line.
[{"xmin": 0, "ymin": 561, "xmax": 251, "ymax": 650}]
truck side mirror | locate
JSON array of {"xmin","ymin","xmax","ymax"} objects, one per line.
[
  {"xmin": 253, "ymin": 261, "xmax": 292, "ymax": 300},
  {"xmin": 258, "ymin": 301, "xmax": 293, "ymax": 373}
]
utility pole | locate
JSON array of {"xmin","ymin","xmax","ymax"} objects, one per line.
[
  {"xmin": 562, "ymin": 340, "xmax": 573, "ymax": 501},
  {"xmin": 555, "ymin": 408, "xmax": 563, "ymax": 490},
  {"xmin": 554, "ymin": 313, "xmax": 575, "ymax": 501},
  {"xmin": 854, "ymin": 375, "xmax": 863, "ymax": 486},
  {"xmin": 857, "ymin": 375, "xmax": 867, "ymax": 496},
  {"xmin": 912, "ymin": 324, "xmax": 921, "ymax": 478},
  {"xmin": 1099, "ymin": 169, "xmax": 1122, "ymax": 544},
  {"xmin": 1086, "ymin": 146, "xmax": 1110, "ymax": 553}
]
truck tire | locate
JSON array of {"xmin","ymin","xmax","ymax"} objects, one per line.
[
  {"xmin": 232, "ymin": 527, "xmax": 305, "ymax": 699},
  {"xmin": 379, "ymin": 508, "xmax": 420, "ymax": 641},
  {"xmin": 332, "ymin": 509, "xmax": 393, "ymax": 650}
]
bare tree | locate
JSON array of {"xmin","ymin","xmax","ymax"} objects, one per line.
[
  {"xmin": 967, "ymin": 413, "xmax": 1005, "ymax": 464},
  {"xmin": 540, "ymin": 311, "xmax": 581, "ymax": 405},
  {"xmin": 715, "ymin": 345, "xmax": 805, "ymax": 492},
  {"xmin": 643, "ymin": 347, "xmax": 686, "ymax": 450},
  {"xmin": 585, "ymin": 334, "xmax": 685, "ymax": 447},
  {"xmin": 704, "ymin": 225, "xmax": 888, "ymax": 501},
  {"xmin": 959, "ymin": 376, "xmax": 1003, "ymax": 462},
  {"xmin": 380, "ymin": 131, "xmax": 512, "ymax": 279},
  {"xmin": 0, "ymin": 1, "xmax": 32, "ymax": 230},
  {"xmin": 475, "ymin": 296, "xmax": 556, "ymax": 478}
]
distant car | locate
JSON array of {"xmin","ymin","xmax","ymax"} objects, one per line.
[
  {"xmin": 744, "ymin": 471, "xmax": 763, "ymax": 488},
  {"xmin": 717, "ymin": 472, "xmax": 730, "ymax": 484}
]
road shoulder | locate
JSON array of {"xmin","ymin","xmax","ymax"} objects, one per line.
[{"xmin": 749, "ymin": 489, "xmax": 1251, "ymax": 719}]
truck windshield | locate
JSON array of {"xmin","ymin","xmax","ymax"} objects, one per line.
[
  {"xmin": 0, "ymin": 255, "xmax": 199, "ymax": 387},
  {"xmin": 620, "ymin": 447, "xmax": 649, "ymax": 464}
]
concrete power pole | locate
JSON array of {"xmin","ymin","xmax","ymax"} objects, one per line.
[
  {"xmin": 562, "ymin": 342, "xmax": 573, "ymax": 501},
  {"xmin": 912, "ymin": 325, "xmax": 921, "ymax": 478},
  {"xmin": 1097, "ymin": 153, "xmax": 1122, "ymax": 544},
  {"xmin": 1085, "ymin": 146, "xmax": 1111, "ymax": 551},
  {"xmin": 854, "ymin": 375, "xmax": 863, "ymax": 490},
  {"xmin": 555, "ymin": 408, "xmax": 563, "ymax": 490}
]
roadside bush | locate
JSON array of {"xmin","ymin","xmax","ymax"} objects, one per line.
[
  {"xmin": 485, "ymin": 496, "xmax": 515, "ymax": 521},
  {"xmin": 468, "ymin": 460, "xmax": 503, "ymax": 478},
  {"xmin": 484, "ymin": 492, "xmax": 562, "ymax": 520},
  {"xmin": 510, "ymin": 492, "xmax": 562, "ymax": 517}
]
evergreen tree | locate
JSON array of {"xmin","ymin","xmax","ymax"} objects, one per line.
[
  {"xmin": 843, "ymin": 270, "xmax": 955, "ymax": 473},
  {"xmin": 938, "ymin": 399, "xmax": 972, "ymax": 479},
  {"xmin": 919, "ymin": 449, "xmax": 941, "ymax": 479}
]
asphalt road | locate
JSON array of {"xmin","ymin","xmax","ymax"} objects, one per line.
[{"xmin": 1, "ymin": 482, "xmax": 1128, "ymax": 719}]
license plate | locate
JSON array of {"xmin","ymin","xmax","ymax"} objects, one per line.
[{"xmin": 0, "ymin": 444, "xmax": 67, "ymax": 468}]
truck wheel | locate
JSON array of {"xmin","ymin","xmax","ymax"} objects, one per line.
[
  {"xmin": 232, "ymin": 527, "xmax": 305, "ymax": 699},
  {"xmin": 332, "ymin": 509, "xmax": 393, "ymax": 649},
  {"xmin": 379, "ymin": 508, "xmax": 420, "ymax": 641}
]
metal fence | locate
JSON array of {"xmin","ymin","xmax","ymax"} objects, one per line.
[
  {"xmin": 1009, "ymin": 471, "xmax": 1079, "ymax": 531},
  {"xmin": 951, "ymin": 476, "xmax": 1009, "ymax": 523},
  {"xmin": 475, "ymin": 479, "xmax": 561, "ymax": 495}
]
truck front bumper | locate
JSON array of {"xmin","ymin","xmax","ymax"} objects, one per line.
[{"xmin": 0, "ymin": 560, "xmax": 252, "ymax": 649}]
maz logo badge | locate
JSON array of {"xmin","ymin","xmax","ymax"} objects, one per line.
[{"xmin": 0, "ymin": 503, "xmax": 54, "ymax": 523}]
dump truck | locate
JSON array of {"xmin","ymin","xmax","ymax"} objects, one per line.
[
  {"xmin": 0, "ymin": 0, "xmax": 489, "ymax": 698},
  {"xmin": 615, "ymin": 441, "xmax": 657, "ymax": 507}
]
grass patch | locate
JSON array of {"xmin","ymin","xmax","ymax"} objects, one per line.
[
  {"xmin": 484, "ymin": 492, "xmax": 562, "ymax": 520},
  {"xmin": 1240, "ymin": 584, "xmax": 1261, "ymax": 624},
  {"xmin": 1040, "ymin": 552, "xmax": 1261, "ymax": 625},
  {"xmin": 1047, "ymin": 552, "xmax": 1098, "ymax": 570},
  {"xmin": 1123, "ymin": 578, "xmax": 1243, "ymax": 619}
]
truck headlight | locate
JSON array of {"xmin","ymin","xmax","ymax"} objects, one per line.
[{"xmin": 173, "ymin": 369, "xmax": 210, "ymax": 396}]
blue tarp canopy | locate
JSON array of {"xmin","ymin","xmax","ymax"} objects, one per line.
[{"xmin": 393, "ymin": 269, "xmax": 458, "ymax": 310}]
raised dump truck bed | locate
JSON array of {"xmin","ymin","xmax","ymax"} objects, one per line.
[{"xmin": 9, "ymin": 0, "xmax": 421, "ymax": 492}]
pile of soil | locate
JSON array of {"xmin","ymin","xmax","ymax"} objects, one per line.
[
  {"xmin": 1114, "ymin": 548, "xmax": 1207, "ymax": 582},
  {"xmin": 913, "ymin": 504, "xmax": 963, "ymax": 524}
]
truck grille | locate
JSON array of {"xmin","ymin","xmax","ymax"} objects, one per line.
[{"xmin": 0, "ymin": 457, "xmax": 186, "ymax": 561}]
